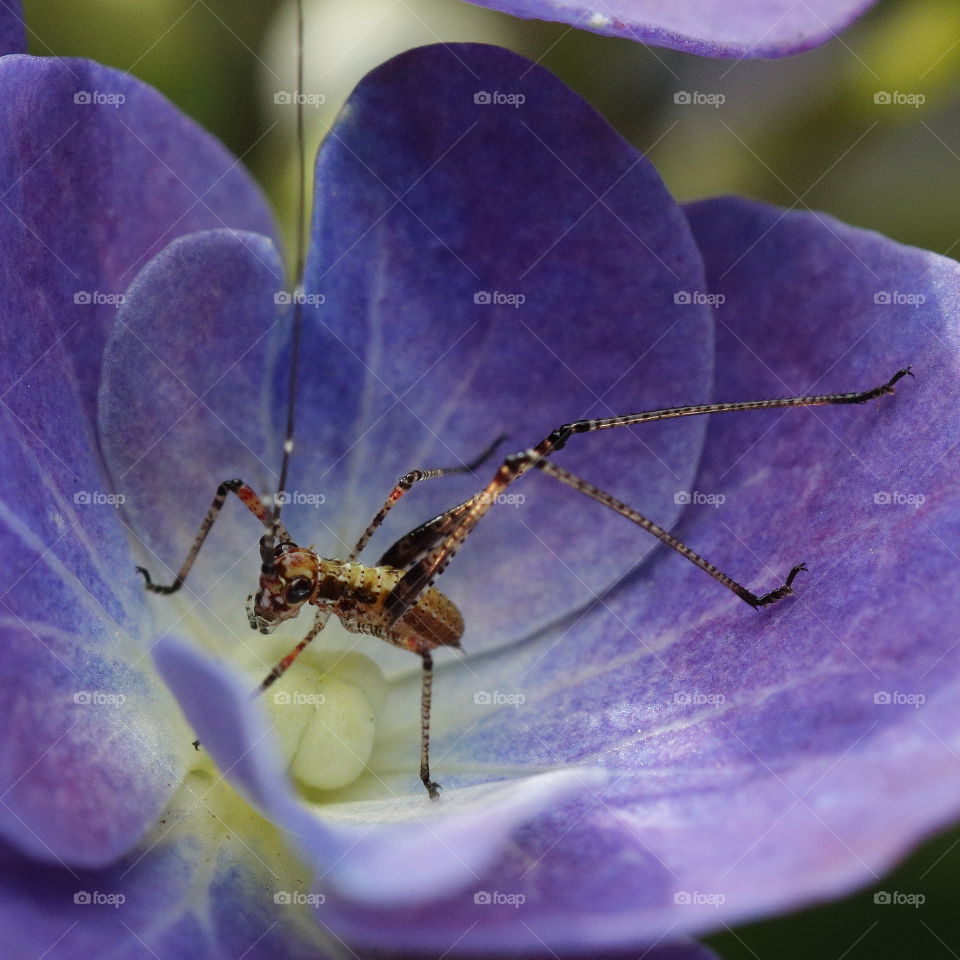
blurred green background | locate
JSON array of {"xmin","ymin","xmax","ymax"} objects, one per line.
[
  {"xmin": 22, "ymin": 0, "xmax": 960, "ymax": 263},
  {"xmin": 20, "ymin": 0, "xmax": 960, "ymax": 956}
]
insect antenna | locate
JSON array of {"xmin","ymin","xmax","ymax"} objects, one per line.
[{"xmin": 261, "ymin": 0, "xmax": 307, "ymax": 577}]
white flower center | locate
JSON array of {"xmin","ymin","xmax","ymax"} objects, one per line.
[{"xmin": 264, "ymin": 649, "xmax": 389, "ymax": 792}]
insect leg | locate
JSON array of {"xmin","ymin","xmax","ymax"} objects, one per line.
[
  {"xmin": 255, "ymin": 606, "xmax": 333, "ymax": 695},
  {"xmin": 385, "ymin": 367, "xmax": 912, "ymax": 623},
  {"xmin": 347, "ymin": 434, "xmax": 505, "ymax": 562},
  {"xmin": 535, "ymin": 459, "xmax": 804, "ymax": 607},
  {"xmin": 137, "ymin": 480, "xmax": 291, "ymax": 594},
  {"xmin": 420, "ymin": 651, "xmax": 440, "ymax": 799}
]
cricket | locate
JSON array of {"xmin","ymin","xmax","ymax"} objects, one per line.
[{"xmin": 135, "ymin": 1, "xmax": 913, "ymax": 800}]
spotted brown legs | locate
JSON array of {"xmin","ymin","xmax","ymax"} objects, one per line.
[
  {"xmin": 138, "ymin": 435, "xmax": 503, "ymax": 599},
  {"xmin": 137, "ymin": 479, "xmax": 289, "ymax": 594},
  {"xmin": 535, "ymin": 459, "xmax": 806, "ymax": 607},
  {"xmin": 385, "ymin": 367, "xmax": 914, "ymax": 623},
  {"xmin": 420, "ymin": 652, "xmax": 440, "ymax": 798},
  {"xmin": 255, "ymin": 607, "xmax": 333, "ymax": 695},
  {"xmin": 347, "ymin": 434, "xmax": 505, "ymax": 562}
]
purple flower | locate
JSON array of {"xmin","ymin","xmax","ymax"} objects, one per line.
[
  {"xmin": 2, "ymin": 13, "xmax": 959, "ymax": 960},
  {"xmin": 463, "ymin": 0, "xmax": 880, "ymax": 57}
]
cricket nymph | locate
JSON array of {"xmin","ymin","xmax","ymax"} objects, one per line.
[
  {"xmin": 247, "ymin": 540, "xmax": 464, "ymax": 655},
  {"xmin": 142, "ymin": 366, "xmax": 912, "ymax": 800}
]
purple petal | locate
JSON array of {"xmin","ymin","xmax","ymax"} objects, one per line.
[
  {"xmin": 153, "ymin": 632, "xmax": 609, "ymax": 912},
  {"xmin": 465, "ymin": 0, "xmax": 877, "ymax": 57},
  {"xmin": 0, "ymin": 833, "xmax": 719, "ymax": 960},
  {"xmin": 0, "ymin": 0, "xmax": 25, "ymax": 55},
  {"xmin": 0, "ymin": 819, "xmax": 332, "ymax": 960},
  {"xmin": 345, "ymin": 196, "xmax": 959, "ymax": 950},
  {"xmin": 0, "ymin": 54, "xmax": 277, "ymax": 427},
  {"xmin": 99, "ymin": 229, "xmax": 285, "ymax": 617},
  {"xmin": 297, "ymin": 42, "xmax": 711, "ymax": 650},
  {"xmin": 0, "ymin": 288, "xmax": 184, "ymax": 865},
  {"xmin": 0, "ymin": 49, "xmax": 277, "ymax": 867}
]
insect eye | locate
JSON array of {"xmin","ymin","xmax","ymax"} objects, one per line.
[{"xmin": 285, "ymin": 577, "xmax": 313, "ymax": 604}]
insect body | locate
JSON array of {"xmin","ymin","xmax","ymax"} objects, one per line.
[
  {"xmin": 251, "ymin": 542, "xmax": 464, "ymax": 800},
  {"xmin": 139, "ymin": 457, "xmax": 489, "ymax": 799},
  {"xmin": 249, "ymin": 545, "xmax": 464, "ymax": 653},
  {"xmin": 138, "ymin": 367, "xmax": 913, "ymax": 799}
]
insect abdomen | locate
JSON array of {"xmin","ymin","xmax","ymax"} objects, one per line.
[{"xmin": 317, "ymin": 560, "xmax": 464, "ymax": 652}]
